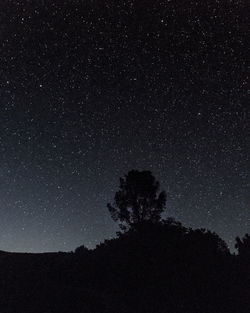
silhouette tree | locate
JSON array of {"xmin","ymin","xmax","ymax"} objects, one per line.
[
  {"xmin": 107, "ymin": 170, "xmax": 166, "ymax": 231},
  {"xmin": 235, "ymin": 233, "xmax": 250, "ymax": 260},
  {"xmin": 235, "ymin": 234, "xmax": 250, "ymax": 313},
  {"xmin": 74, "ymin": 244, "xmax": 89, "ymax": 255}
]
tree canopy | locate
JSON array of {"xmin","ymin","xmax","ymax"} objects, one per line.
[{"xmin": 107, "ymin": 170, "xmax": 166, "ymax": 231}]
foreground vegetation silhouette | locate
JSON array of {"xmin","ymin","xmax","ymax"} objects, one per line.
[
  {"xmin": 107, "ymin": 170, "xmax": 166, "ymax": 231},
  {"xmin": 0, "ymin": 170, "xmax": 249, "ymax": 313}
]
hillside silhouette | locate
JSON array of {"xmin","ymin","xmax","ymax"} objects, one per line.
[
  {"xmin": 0, "ymin": 220, "xmax": 249, "ymax": 313},
  {"xmin": 0, "ymin": 170, "xmax": 249, "ymax": 312}
]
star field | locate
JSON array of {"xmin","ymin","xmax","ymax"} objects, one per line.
[{"xmin": 0, "ymin": 0, "xmax": 248, "ymax": 252}]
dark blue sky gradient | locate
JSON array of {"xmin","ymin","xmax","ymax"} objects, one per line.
[{"xmin": 0, "ymin": 0, "xmax": 248, "ymax": 252}]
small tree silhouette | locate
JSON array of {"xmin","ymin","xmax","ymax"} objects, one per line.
[
  {"xmin": 235, "ymin": 234, "xmax": 250, "ymax": 260},
  {"xmin": 107, "ymin": 170, "xmax": 166, "ymax": 231}
]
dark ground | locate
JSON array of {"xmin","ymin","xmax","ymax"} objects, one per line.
[{"xmin": 0, "ymin": 220, "xmax": 249, "ymax": 313}]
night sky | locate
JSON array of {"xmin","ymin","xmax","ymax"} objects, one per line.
[{"xmin": 0, "ymin": 1, "xmax": 248, "ymax": 252}]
